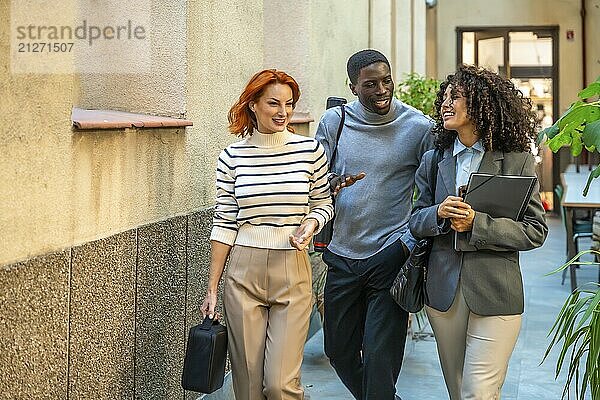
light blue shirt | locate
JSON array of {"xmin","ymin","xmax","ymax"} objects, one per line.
[{"xmin": 453, "ymin": 138, "xmax": 485, "ymax": 195}]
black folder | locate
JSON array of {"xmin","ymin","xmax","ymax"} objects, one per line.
[{"xmin": 454, "ymin": 173, "xmax": 537, "ymax": 251}]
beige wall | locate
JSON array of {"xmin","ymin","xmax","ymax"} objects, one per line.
[
  {"xmin": 433, "ymin": 0, "xmax": 595, "ymax": 114},
  {"xmin": 186, "ymin": 0, "xmax": 264, "ymax": 209},
  {"xmin": 1, "ymin": 0, "xmax": 79, "ymax": 265},
  {"xmin": 0, "ymin": 0, "xmax": 264, "ymax": 266},
  {"xmin": 370, "ymin": 0, "xmax": 428, "ymax": 79},
  {"xmin": 392, "ymin": 0, "xmax": 427, "ymax": 76},
  {"xmin": 426, "ymin": 5, "xmax": 437, "ymax": 77},
  {"xmin": 263, "ymin": 0, "xmax": 311, "ymax": 115},
  {"xmin": 308, "ymin": 0, "xmax": 370, "ymax": 134},
  {"xmin": 307, "ymin": 0, "xmax": 427, "ymax": 136},
  {"xmin": 585, "ymin": 0, "xmax": 600, "ymax": 85},
  {"xmin": 76, "ymin": 1, "xmax": 187, "ymax": 117},
  {"xmin": 1, "ymin": 0, "xmax": 429, "ymax": 265}
]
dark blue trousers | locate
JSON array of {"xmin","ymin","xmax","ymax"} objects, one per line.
[{"xmin": 322, "ymin": 239, "xmax": 409, "ymax": 400}]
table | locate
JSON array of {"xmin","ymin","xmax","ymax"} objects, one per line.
[{"xmin": 560, "ymin": 171, "xmax": 600, "ymax": 290}]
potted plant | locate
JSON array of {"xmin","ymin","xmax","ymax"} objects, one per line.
[
  {"xmin": 539, "ymin": 77, "xmax": 600, "ymax": 399},
  {"xmin": 542, "ymin": 250, "xmax": 599, "ymax": 400}
]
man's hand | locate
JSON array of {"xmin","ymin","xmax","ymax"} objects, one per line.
[
  {"xmin": 289, "ymin": 218, "xmax": 319, "ymax": 251},
  {"xmin": 330, "ymin": 172, "xmax": 366, "ymax": 196}
]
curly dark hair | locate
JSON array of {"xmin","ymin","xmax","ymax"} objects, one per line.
[{"xmin": 432, "ymin": 64, "xmax": 537, "ymax": 152}]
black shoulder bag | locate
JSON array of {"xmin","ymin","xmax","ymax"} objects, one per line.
[
  {"xmin": 390, "ymin": 148, "xmax": 443, "ymax": 313},
  {"xmin": 313, "ymin": 104, "xmax": 345, "ymax": 252}
]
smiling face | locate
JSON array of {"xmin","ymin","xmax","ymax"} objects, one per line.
[
  {"xmin": 350, "ymin": 62, "xmax": 394, "ymax": 115},
  {"xmin": 249, "ymin": 83, "xmax": 294, "ymax": 134},
  {"xmin": 440, "ymin": 84, "xmax": 477, "ymax": 136}
]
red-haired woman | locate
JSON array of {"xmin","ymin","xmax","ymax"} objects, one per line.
[{"xmin": 201, "ymin": 69, "xmax": 333, "ymax": 400}]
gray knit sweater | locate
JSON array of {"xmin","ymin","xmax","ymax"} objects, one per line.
[{"xmin": 315, "ymin": 98, "xmax": 433, "ymax": 259}]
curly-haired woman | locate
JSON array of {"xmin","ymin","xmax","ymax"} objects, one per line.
[
  {"xmin": 409, "ymin": 65, "xmax": 548, "ymax": 399},
  {"xmin": 201, "ymin": 69, "xmax": 333, "ymax": 400}
]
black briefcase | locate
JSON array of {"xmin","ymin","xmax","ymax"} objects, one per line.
[{"xmin": 181, "ymin": 316, "xmax": 228, "ymax": 393}]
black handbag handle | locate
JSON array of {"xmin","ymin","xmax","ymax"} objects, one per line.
[{"xmin": 200, "ymin": 316, "xmax": 218, "ymax": 330}]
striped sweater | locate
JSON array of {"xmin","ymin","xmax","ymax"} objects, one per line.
[{"xmin": 210, "ymin": 130, "xmax": 334, "ymax": 249}]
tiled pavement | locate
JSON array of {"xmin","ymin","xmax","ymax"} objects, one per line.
[{"xmin": 301, "ymin": 216, "xmax": 596, "ymax": 399}]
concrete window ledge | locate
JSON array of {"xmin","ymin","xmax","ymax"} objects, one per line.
[
  {"xmin": 71, "ymin": 107, "xmax": 193, "ymax": 130},
  {"xmin": 288, "ymin": 111, "xmax": 314, "ymax": 137}
]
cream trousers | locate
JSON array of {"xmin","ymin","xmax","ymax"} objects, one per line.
[
  {"xmin": 426, "ymin": 282, "xmax": 521, "ymax": 400},
  {"xmin": 224, "ymin": 245, "xmax": 312, "ymax": 400}
]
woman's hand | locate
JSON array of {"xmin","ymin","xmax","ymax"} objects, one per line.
[
  {"xmin": 201, "ymin": 290, "xmax": 220, "ymax": 320},
  {"xmin": 451, "ymin": 209, "xmax": 475, "ymax": 232},
  {"xmin": 437, "ymin": 196, "xmax": 471, "ymax": 219},
  {"xmin": 289, "ymin": 218, "xmax": 319, "ymax": 251}
]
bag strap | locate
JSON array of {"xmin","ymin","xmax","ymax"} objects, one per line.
[
  {"xmin": 329, "ymin": 104, "xmax": 346, "ymax": 171},
  {"xmin": 430, "ymin": 148, "xmax": 443, "ymax": 194}
]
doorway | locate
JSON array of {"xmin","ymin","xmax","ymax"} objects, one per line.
[{"xmin": 457, "ymin": 26, "xmax": 559, "ymax": 210}]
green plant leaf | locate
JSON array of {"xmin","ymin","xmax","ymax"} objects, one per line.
[
  {"xmin": 583, "ymin": 165, "xmax": 600, "ymax": 197},
  {"xmin": 578, "ymin": 82, "xmax": 600, "ymax": 99},
  {"xmin": 576, "ymin": 289, "xmax": 600, "ymax": 331},
  {"xmin": 590, "ymin": 307, "xmax": 600, "ymax": 398},
  {"xmin": 544, "ymin": 254, "xmax": 600, "ymax": 399},
  {"xmin": 545, "ymin": 250, "xmax": 599, "ymax": 275},
  {"xmin": 547, "ymin": 130, "xmax": 572, "ymax": 152},
  {"xmin": 559, "ymin": 103, "xmax": 600, "ymax": 130},
  {"xmin": 562, "ymin": 326, "xmax": 588, "ymax": 396},
  {"xmin": 558, "ymin": 101, "xmax": 585, "ymax": 128},
  {"xmin": 547, "ymin": 120, "xmax": 581, "ymax": 152},
  {"xmin": 583, "ymin": 119, "xmax": 600, "ymax": 148},
  {"xmin": 571, "ymin": 131, "xmax": 584, "ymax": 156},
  {"xmin": 537, "ymin": 123, "xmax": 559, "ymax": 145}
]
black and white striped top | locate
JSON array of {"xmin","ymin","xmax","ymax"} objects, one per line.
[{"xmin": 210, "ymin": 130, "xmax": 334, "ymax": 249}]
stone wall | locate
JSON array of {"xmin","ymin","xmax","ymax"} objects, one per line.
[{"xmin": 0, "ymin": 209, "xmax": 219, "ymax": 399}]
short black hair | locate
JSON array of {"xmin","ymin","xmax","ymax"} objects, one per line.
[{"xmin": 347, "ymin": 49, "xmax": 391, "ymax": 84}]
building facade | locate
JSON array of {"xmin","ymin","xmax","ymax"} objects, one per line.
[{"xmin": 0, "ymin": 1, "xmax": 427, "ymax": 398}]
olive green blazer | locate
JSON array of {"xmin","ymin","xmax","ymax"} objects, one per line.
[{"xmin": 409, "ymin": 149, "xmax": 548, "ymax": 315}]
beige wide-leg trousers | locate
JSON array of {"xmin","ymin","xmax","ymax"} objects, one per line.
[
  {"xmin": 224, "ymin": 245, "xmax": 312, "ymax": 400},
  {"xmin": 426, "ymin": 282, "xmax": 522, "ymax": 400}
]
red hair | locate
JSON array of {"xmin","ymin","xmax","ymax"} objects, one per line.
[{"xmin": 228, "ymin": 69, "xmax": 301, "ymax": 137}]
